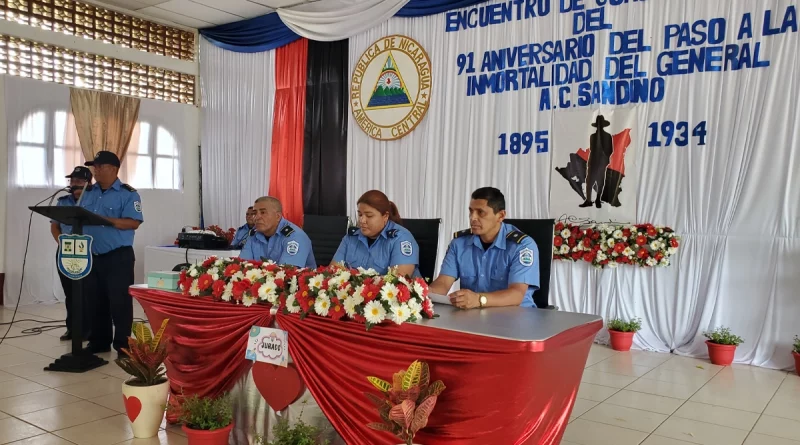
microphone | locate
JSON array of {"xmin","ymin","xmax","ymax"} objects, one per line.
[
  {"xmin": 75, "ymin": 182, "xmax": 90, "ymax": 207},
  {"xmin": 34, "ymin": 187, "xmax": 70, "ymax": 207}
]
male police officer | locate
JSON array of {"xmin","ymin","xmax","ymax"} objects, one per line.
[
  {"xmin": 231, "ymin": 206, "xmax": 256, "ymax": 248},
  {"xmin": 240, "ymin": 196, "xmax": 316, "ymax": 268},
  {"xmin": 428, "ymin": 187, "xmax": 540, "ymax": 309},
  {"xmin": 50, "ymin": 166, "xmax": 93, "ymax": 341},
  {"xmin": 79, "ymin": 151, "xmax": 143, "ymax": 357}
]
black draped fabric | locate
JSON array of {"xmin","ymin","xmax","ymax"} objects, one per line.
[{"xmin": 303, "ymin": 40, "xmax": 348, "ymax": 217}]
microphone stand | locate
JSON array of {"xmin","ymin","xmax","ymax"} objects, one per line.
[{"xmin": 34, "ymin": 187, "xmax": 70, "ymax": 207}]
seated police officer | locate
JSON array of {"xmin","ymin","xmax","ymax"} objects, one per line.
[
  {"xmin": 331, "ymin": 190, "xmax": 419, "ymax": 277},
  {"xmin": 80, "ymin": 151, "xmax": 143, "ymax": 358},
  {"xmin": 231, "ymin": 206, "xmax": 256, "ymax": 248},
  {"xmin": 428, "ymin": 187, "xmax": 539, "ymax": 309},
  {"xmin": 240, "ymin": 196, "xmax": 316, "ymax": 268},
  {"xmin": 50, "ymin": 166, "xmax": 93, "ymax": 341}
]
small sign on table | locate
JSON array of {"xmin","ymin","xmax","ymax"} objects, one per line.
[{"xmin": 246, "ymin": 326, "xmax": 288, "ymax": 367}]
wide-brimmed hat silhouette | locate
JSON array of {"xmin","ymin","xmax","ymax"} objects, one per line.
[{"xmin": 591, "ymin": 115, "xmax": 611, "ymax": 128}]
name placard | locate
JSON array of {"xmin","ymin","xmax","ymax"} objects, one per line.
[{"xmin": 245, "ymin": 326, "xmax": 288, "ymax": 367}]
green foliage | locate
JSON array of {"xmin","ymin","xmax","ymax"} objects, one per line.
[
  {"xmin": 793, "ymin": 335, "xmax": 800, "ymax": 354},
  {"xmin": 607, "ymin": 317, "xmax": 642, "ymax": 333},
  {"xmin": 255, "ymin": 403, "xmax": 330, "ymax": 445},
  {"xmin": 703, "ymin": 327, "xmax": 744, "ymax": 346},
  {"xmin": 177, "ymin": 393, "xmax": 233, "ymax": 431},
  {"xmin": 115, "ymin": 320, "xmax": 169, "ymax": 386}
]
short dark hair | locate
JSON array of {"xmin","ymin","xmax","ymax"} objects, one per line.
[
  {"xmin": 471, "ymin": 187, "xmax": 505, "ymax": 213},
  {"xmin": 247, "ymin": 206, "xmax": 254, "ymax": 210}
]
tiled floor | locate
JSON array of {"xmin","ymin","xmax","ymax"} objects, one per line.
[{"xmin": 1, "ymin": 303, "xmax": 799, "ymax": 445}]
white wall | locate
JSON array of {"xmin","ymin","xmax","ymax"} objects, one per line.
[{"xmin": 0, "ymin": 14, "xmax": 200, "ymax": 283}]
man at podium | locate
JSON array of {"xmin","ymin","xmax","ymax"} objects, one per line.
[
  {"xmin": 50, "ymin": 166, "xmax": 93, "ymax": 341},
  {"xmin": 79, "ymin": 151, "xmax": 144, "ymax": 358}
]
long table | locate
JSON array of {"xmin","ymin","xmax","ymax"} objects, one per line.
[{"xmin": 130, "ymin": 285, "xmax": 602, "ymax": 445}]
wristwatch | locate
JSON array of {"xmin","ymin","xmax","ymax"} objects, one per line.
[{"xmin": 479, "ymin": 294, "xmax": 487, "ymax": 308}]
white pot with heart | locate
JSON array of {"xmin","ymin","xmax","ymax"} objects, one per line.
[
  {"xmin": 122, "ymin": 379, "xmax": 170, "ymax": 438},
  {"xmin": 115, "ymin": 319, "xmax": 171, "ymax": 438}
]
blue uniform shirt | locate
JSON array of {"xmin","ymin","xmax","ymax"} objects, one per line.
[
  {"xmin": 332, "ymin": 220, "xmax": 420, "ymax": 276},
  {"xmin": 79, "ymin": 179, "xmax": 143, "ymax": 255},
  {"xmin": 439, "ymin": 222, "xmax": 540, "ymax": 308},
  {"xmin": 231, "ymin": 224, "xmax": 253, "ymax": 248},
  {"xmin": 53, "ymin": 194, "xmax": 77, "ymax": 234},
  {"xmin": 240, "ymin": 218, "xmax": 316, "ymax": 268}
]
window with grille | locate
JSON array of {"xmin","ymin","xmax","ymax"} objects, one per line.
[
  {"xmin": 0, "ymin": 33, "xmax": 195, "ymax": 104},
  {"xmin": 0, "ymin": 0, "xmax": 195, "ymax": 61}
]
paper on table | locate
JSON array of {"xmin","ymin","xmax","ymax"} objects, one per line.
[{"xmin": 428, "ymin": 292, "xmax": 452, "ymax": 305}]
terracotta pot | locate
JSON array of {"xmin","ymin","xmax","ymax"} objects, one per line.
[
  {"xmin": 122, "ymin": 379, "xmax": 169, "ymax": 439},
  {"xmin": 183, "ymin": 423, "xmax": 234, "ymax": 445},
  {"xmin": 706, "ymin": 340, "xmax": 737, "ymax": 366},
  {"xmin": 793, "ymin": 351, "xmax": 800, "ymax": 376},
  {"xmin": 608, "ymin": 330, "xmax": 635, "ymax": 352}
]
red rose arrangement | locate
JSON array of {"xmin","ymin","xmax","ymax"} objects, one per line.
[
  {"xmin": 178, "ymin": 259, "xmax": 435, "ymax": 330},
  {"xmin": 552, "ymin": 222, "xmax": 680, "ymax": 268}
]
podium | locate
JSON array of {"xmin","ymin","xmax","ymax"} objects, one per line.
[{"xmin": 29, "ymin": 205, "xmax": 112, "ymax": 372}]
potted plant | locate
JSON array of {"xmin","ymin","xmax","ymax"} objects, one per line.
[
  {"xmin": 703, "ymin": 327, "xmax": 744, "ymax": 366},
  {"xmin": 607, "ymin": 317, "xmax": 642, "ymax": 352},
  {"xmin": 115, "ymin": 319, "xmax": 170, "ymax": 438},
  {"xmin": 176, "ymin": 393, "xmax": 234, "ymax": 445},
  {"xmin": 365, "ymin": 360, "xmax": 445, "ymax": 445},
  {"xmin": 793, "ymin": 335, "xmax": 800, "ymax": 376},
  {"xmin": 256, "ymin": 402, "xmax": 330, "ymax": 445}
]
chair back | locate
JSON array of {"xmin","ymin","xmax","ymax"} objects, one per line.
[
  {"xmin": 400, "ymin": 218, "xmax": 441, "ymax": 283},
  {"xmin": 303, "ymin": 215, "xmax": 349, "ymax": 266},
  {"xmin": 503, "ymin": 219, "xmax": 555, "ymax": 309}
]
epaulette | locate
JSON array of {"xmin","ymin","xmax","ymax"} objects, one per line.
[
  {"xmin": 122, "ymin": 184, "xmax": 137, "ymax": 192},
  {"xmin": 453, "ymin": 229, "xmax": 471, "ymax": 239},
  {"xmin": 348, "ymin": 227, "xmax": 360, "ymax": 236},
  {"xmin": 280, "ymin": 225, "xmax": 295, "ymax": 237},
  {"xmin": 57, "ymin": 195, "xmax": 70, "ymax": 201},
  {"xmin": 386, "ymin": 229, "xmax": 398, "ymax": 238},
  {"xmin": 506, "ymin": 230, "xmax": 529, "ymax": 244}
]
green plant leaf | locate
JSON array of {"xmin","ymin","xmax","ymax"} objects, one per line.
[
  {"xmin": 132, "ymin": 322, "xmax": 153, "ymax": 345},
  {"xmin": 367, "ymin": 377, "xmax": 392, "ymax": 393},
  {"xmin": 402, "ymin": 361, "xmax": 421, "ymax": 391},
  {"xmin": 152, "ymin": 319, "xmax": 169, "ymax": 349}
]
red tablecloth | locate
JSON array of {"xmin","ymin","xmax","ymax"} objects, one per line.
[{"xmin": 132, "ymin": 287, "xmax": 601, "ymax": 445}]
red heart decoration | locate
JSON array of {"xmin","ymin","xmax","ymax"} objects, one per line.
[
  {"xmin": 251, "ymin": 362, "xmax": 305, "ymax": 412},
  {"xmin": 123, "ymin": 395, "xmax": 142, "ymax": 422}
]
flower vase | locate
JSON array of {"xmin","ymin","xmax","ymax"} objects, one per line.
[
  {"xmin": 183, "ymin": 423, "xmax": 234, "ymax": 445},
  {"xmin": 122, "ymin": 379, "xmax": 170, "ymax": 438},
  {"xmin": 706, "ymin": 340, "xmax": 737, "ymax": 366},
  {"xmin": 608, "ymin": 330, "xmax": 635, "ymax": 351}
]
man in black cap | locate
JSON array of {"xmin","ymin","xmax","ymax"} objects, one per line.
[
  {"xmin": 79, "ymin": 151, "xmax": 144, "ymax": 358},
  {"xmin": 580, "ymin": 115, "xmax": 614, "ymax": 209},
  {"xmin": 50, "ymin": 166, "xmax": 93, "ymax": 341}
]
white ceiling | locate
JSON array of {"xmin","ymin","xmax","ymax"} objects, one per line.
[{"xmin": 91, "ymin": 0, "xmax": 318, "ymax": 29}]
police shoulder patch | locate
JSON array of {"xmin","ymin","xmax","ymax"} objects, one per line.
[
  {"xmin": 453, "ymin": 229, "xmax": 471, "ymax": 239},
  {"xmin": 348, "ymin": 227, "xmax": 360, "ymax": 236},
  {"xmin": 386, "ymin": 229, "xmax": 398, "ymax": 238},
  {"xmin": 506, "ymin": 230, "xmax": 529, "ymax": 244},
  {"xmin": 122, "ymin": 184, "xmax": 137, "ymax": 192},
  {"xmin": 400, "ymin": 240, "xmax": 413, "ymax": 257},
  {"xmin": 134, "ymin": 201, "xmax": 142, "ymax": 212},
  {"xmin": 280, "ymin": 225, "xmax": 295, "ymax": 237},
  {"xmin": 519, "ymin": 247, "xmax": 534, "ymax": 267},
  {"xmin": 286, "ymin": 240, "xmax": 299, "ymax": 256}
]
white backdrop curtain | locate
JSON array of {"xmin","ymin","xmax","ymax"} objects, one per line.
[
  {"xmin": 3, "ymin": 75, "xmax": 196, "ymax": 306},
  {"xmin": 200, "ymin": 38, "xmax": 275, "ymax": 230},
  {"xmin": 346, "ymin": 0, "xmax": 800, "ymax": 369},
  {"xmin": 277, "ymin": 0, "xmax": 409, "ymax": 41}
]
